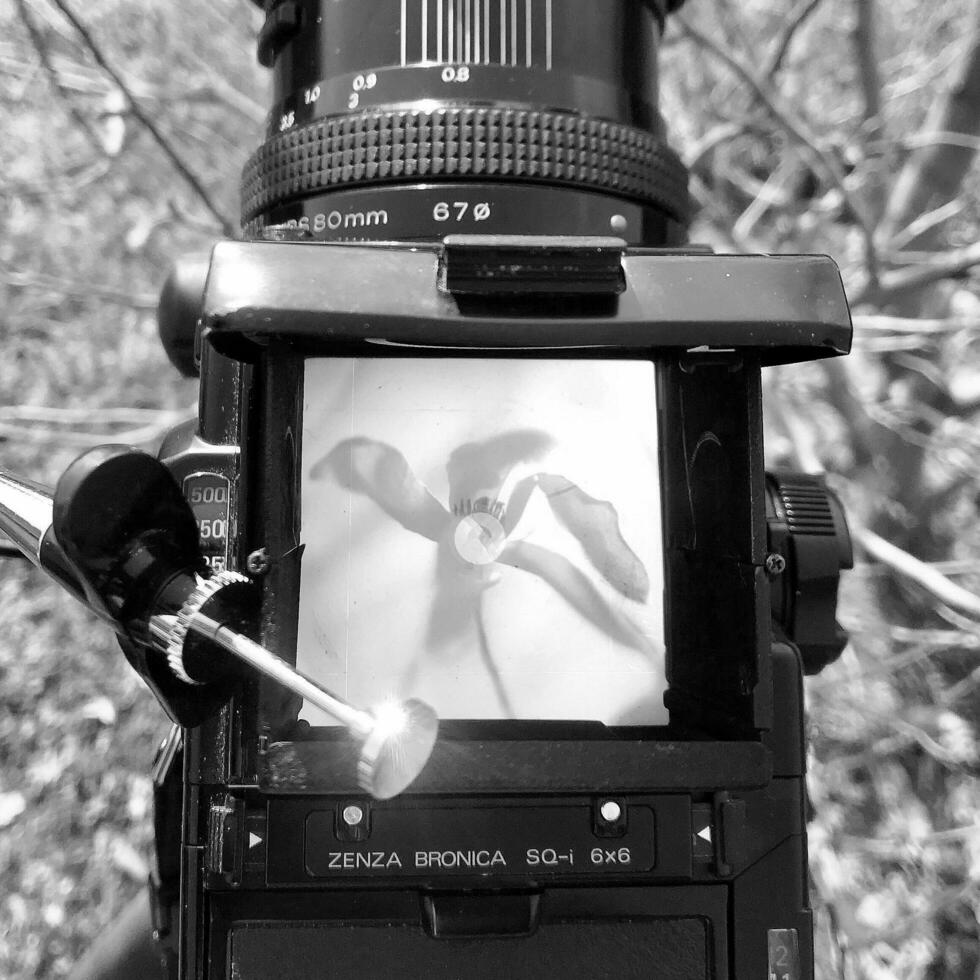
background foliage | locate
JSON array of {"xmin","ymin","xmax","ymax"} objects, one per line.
[{"xmin": 0, "ymin": 0, "xmax": 978, "ymax": 977}]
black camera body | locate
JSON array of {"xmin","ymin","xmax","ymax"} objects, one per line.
[{"xmin": 151, "ymin": 234, "xmax": 852, "ymax": 980}]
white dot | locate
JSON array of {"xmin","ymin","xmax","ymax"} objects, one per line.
[
  {"xmin": 610, "ymin": 214, "xmax": 628, "ymax": 235},
  {"xmin": 600, "ymin": 800, "xmax": 622, "ymax": 823}
]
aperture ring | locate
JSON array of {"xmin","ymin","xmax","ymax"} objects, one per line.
[{"xmin": 241, "ymin": 107, "xmax": 690, "ymax": 226}]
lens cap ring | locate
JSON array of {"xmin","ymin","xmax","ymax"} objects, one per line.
[{"xmin": 241, "ymin": 107, "xmax": 690, "ymax": 227}]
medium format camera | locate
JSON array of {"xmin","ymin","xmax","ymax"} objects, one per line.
[{"xmin": 1, "ymin": 1, "xmax": 854, "ymax": 977}]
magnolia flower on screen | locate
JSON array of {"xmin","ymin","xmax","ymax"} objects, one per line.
[{"xmin": 311, "ymin": 429, "xmax": 654, "ymax": 662}]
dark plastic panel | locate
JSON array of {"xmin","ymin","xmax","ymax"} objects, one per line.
[{"xmin": 199, "ymin": 241, "xmax": 851, "ymax": 365}]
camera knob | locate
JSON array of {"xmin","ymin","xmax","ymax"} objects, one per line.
[
  {"xmin": 163, "ymin": 570, "xmax": 257, "ymax": 685},
  {"xmin": 157, "ymin": 254, "xmax": 210, "ymax": 378},
  {"xmin": 765, "ymin": 472, "xmax": 854, "ymax": 674}
]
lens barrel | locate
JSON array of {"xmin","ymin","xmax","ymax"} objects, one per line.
[{"xmin": 244, "ymin": 0, "xmax": 689, "ymax": 243}]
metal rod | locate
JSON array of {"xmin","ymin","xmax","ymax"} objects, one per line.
[
  {"xmin": 185, "ymin": 612, "xmax": 376, "ymax": 737},
  {"xmin": 0, "ymin": 468, "xmax": 98, "ymax": 616},
  {"xmin": 0, "ymin": 470, "xmax": 55, "ymax": 564},
  {"xmin": 178, "ymin": 611, "xmax": 439, "ymax": 798}
]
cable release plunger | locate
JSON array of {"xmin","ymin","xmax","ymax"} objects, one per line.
[{"xmin": 0, "ymin": 447, "xmax": 437, "ymax": 799}]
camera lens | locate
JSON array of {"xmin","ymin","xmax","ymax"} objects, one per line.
[{"xmin": 243, "ymin": 0, "xmax": 689, "ymax": 243}]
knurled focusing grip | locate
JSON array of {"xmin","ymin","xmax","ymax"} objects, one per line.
[
  {"xmin": 765, "ymin": 471, "xmax": 854, "ymax": 674},
  {"xmin": 242, "ymin": 108, "xmax": 690, "ymax": 230}
]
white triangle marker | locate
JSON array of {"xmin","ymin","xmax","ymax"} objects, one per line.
[
  {"xmin": 249, "ymin": 832, "xmax": 263, "ymax": 849},
  {"xmin": 696, "ymin": 826, "xmax": 712, "ymax": 844}
]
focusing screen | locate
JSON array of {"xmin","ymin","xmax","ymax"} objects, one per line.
[{"xmin": 297, "ymin": 358, "xmax": 666, "ymax": 726}]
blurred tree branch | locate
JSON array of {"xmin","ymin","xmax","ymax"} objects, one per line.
[
  {"xmin": 0, "ymin": 406, "xmax": 188, "ymax": 448},
  {"xmin": 853, "ymin": 314, "xmax": 976, "ymax": 334},
  {"xmin": 849, "ymin": 240, "xmax": 980, "ymax": 306},
  {"xmin": 895, "ymin": 130, "xmax": 980, "ymax": 151},
  {"xmin": 47, "ymin": 0, "xmax": 236, "ymax": 238},
  {"xmin": 13, "ymin": 0, "xmax": 104, "ymax": 153},
  {"xmin": 732, "ymin": 156, "xmax": 798, "ymax": 243},
  {"xmin": 855, "ymin": 526, "xmax": 980, "ymax": 621},
  {"xmin": 676, "ymin": 12, "xmax": 881, "ymax": 287},
  {"xmin": 943, "ymin": 664, "xmax": 980, "ymax": 705},
  {"xmin": 840, "ymin": 0, "xmax": 980, "ymax": 587},
  {"xmin": 877, "ymin": 0, "xmax": 980, "ymax": 248},
  {"xmin": 852, "ymin": 0, "xmax": 882, "ymax": 130},
  {"xmin": 0, "ymin": 263, "xmax": 157, "ymax": 309},
  {"xmin": 684, "ymin": 120, "xmax": 753, "ymax": 171},
  {"xmin": 763, "ymin": 0, "xmax": 827, "ymax": 80},
  {"xmin": 886, "ymin": 197, "xmax": 965, "ymax": 252}
]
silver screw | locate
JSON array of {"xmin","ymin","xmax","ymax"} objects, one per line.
[
  {"xmin": 765, "ymin": 553, "xmax": 787, "ymax": 577},
  {"xmin": 342, "ymin": 805, "xmax": 365, "ymax": 827},
  {"xmin": 246, "ymin": 548, "xmax": 271, "ymax": 576}
]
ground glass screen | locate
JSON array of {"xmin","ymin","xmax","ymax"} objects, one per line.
[{"xmin": 297, "ymin": 358, "xmax": 666, "ymax": 726}]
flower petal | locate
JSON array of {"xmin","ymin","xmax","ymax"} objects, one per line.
[
  {"xmin": 311, "ymin": 437, "xmax": 449, "ymax": 541},
  {"xmin": 534, "ymin": 474, "xmax": 650, "ymax": 601},
  {"xmin": 498, "ymin": 541, "xmax": 653, "ymax": 654},
  {"xmin": 447, "ymin": 429, "xmax": 554, "ymax": 507}
]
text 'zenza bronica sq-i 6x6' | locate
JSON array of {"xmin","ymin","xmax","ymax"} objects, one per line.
[{"xmin": 0, "ymin": 2, "xmax": 854, "ymax": 979}]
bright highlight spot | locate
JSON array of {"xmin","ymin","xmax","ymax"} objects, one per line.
[{"xmin": 371, "ymin": 699, "xmax": 410, "ymax": 741}]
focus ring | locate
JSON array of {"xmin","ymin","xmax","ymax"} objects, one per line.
[{"xmin": 241, "ymin": 107, "xmax": 690, "ymax": 226}]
